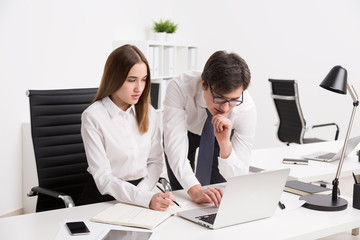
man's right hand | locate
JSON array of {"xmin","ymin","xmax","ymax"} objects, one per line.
[{"xmin": 187, "ymin": 184, "xmax": 223, "ymax": 207}]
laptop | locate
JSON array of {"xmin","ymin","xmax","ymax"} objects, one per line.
[
  {"xmin": 177, "ymin": 168, "xmax": 290, "ymax": 229},
  {"xmin": 303, "ymin": 136, "xmax": 360, "ymax": 162}
]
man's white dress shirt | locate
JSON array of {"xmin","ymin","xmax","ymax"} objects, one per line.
[
  {"xmin": 163, "ymin": 71, "xmax": 257, "ymax": 192},
  {"xmin": 81, "ymin": 97, "xmax": 163, "ymax": 208}
]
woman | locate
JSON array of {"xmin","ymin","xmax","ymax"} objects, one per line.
[{"xmin": 81, "ymin": 44, "xmax": 175, "ymax": 211}]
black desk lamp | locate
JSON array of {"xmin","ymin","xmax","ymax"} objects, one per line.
[{"xmin": 300, "ymin": 65, "xmax": 359, "ymax": 211}]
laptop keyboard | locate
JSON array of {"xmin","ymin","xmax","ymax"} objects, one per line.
[
  {"xmin": 196, "ymin": 213, "xmax": 217, "ymax": 224},
  {"xmin": 317, "ymin": 153, "xmax": 336, "ymax": 160}
]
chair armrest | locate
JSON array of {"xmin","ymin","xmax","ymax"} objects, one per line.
[
  {"xmin": 158, "ymin": 177, "xmax": 172, "ymax": 192},
  {"xmin": 311, "ymin": 123, "xmax": 340, "ymax": 140},
  {"xmin": 27, "ymin": 186, "xmax": 75, "ymax": 208}
]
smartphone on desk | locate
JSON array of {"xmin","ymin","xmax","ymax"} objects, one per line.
[
  {"xmin": 282, "ymin": 158, "xmax": 308, "ymax": 165},
  {"xmin": 65, "ymin": 221, "xmax": 90, "ymax": 235}
]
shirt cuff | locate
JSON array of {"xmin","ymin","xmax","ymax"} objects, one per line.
[
  {"xmin": 181, "ymin": 174, "xmax": 200, "ymax": 193},
  {"xmin": 136, "ymin": 178, "xmax": 153, "ymax": 191},
  {"xmin": 217, "ymin": 151, "xmax": 249, "ymax": 178},
  {"xmin": 218, "ymin": 150, "xmax": 233, "ymax": 162},
  {"xmin": 135, "ymin": 190, "xmax": 154, "ymax": 208}
]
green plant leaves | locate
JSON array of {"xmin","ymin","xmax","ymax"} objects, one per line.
[{"xmin": 153, "ymin": 19, "xmax": 178, "ymax": 33}]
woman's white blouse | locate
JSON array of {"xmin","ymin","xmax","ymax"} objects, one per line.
[{"xmin": 81, "ymin": 96, "xmax": 163, "ymax": 208}]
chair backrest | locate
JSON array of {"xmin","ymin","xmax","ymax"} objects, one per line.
[
  {"xmin": 27, "ymin": 88, "xmax": 98, "ymax": 212},
  {"xmin": 268, "ymin": 79, "xmax": 306, "ymax": 144}
]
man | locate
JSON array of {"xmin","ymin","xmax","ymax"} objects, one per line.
[{"xmin": 163, "ymin": 50, "xmax": 256, "ymax": 206}]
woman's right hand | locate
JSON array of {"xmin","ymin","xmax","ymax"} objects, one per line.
[{"xmin": 149, "ymin": 192, "xmax": 176, "ymax": 211}]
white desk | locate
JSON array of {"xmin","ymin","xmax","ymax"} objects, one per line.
[
  {"xmin": 1, "ymin": 190, "xmax": 360, "ymax": 240},
  {"xmin": 3, "ymin": 140, "xmax": 360, "ymax": 239},
  {"xmin": 251, "ymin": 140, "xmax": 360, "ymax": 182}
]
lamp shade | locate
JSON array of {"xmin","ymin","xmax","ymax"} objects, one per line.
[{"xmin": 320, "ymin": 65, "xmax": 347, "ymax": 94}]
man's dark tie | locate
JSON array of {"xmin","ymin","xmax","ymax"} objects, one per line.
[{"xmin": 196, "ymin": 109, "xmax": 214, "ymax": 186}]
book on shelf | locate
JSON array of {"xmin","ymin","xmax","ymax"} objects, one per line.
[
  {"xmin": 163, "ymin": 47, "xmax": 174, "ymax": 76},
  {"xmin": 187, "ymin": 48, "xmax": 197, "ymax": 71},
  {"xmin": 148, "ymin": 46, "xmax": 154, "ymax": 76},
  {"xmin": 152, "ymin": 46, "xmax": 161, "ymax": 78},
  {"xmin": 91, "ymin": 202, "xmax": 182, "ymax": 230},
  {"xmin": 284, "ymin": 180, "xmax": 332, "ymax": 196}
]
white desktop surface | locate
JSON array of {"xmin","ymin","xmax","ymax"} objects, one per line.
[
  {"xmin": 1, "ymin": 190, "xmax": 360, "ymax": 240},
  {"xmin": 251, "ymin": 139, "xmax": 360, "ymax": 182},
  {"xmin": 3, "ymin": 140, "xmax": 360, "ymax": 239}
]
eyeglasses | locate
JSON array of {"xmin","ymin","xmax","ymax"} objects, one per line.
[{"xmin": 209, "ymin": 85, "xmax": 243, "ymax": 107}]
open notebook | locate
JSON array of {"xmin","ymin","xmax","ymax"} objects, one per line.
[{"xmin": 91, "ymin": 201, "xmax": 184, "ymax": 230}]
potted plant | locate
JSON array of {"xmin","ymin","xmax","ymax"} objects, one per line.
[
  {"xmin": 153, "ymin": 19, "xmax": 178, "ymax": 42},
  {"xmin": 165, "ymin": 20, "xmax": 178, "ymax": 42},
  {"xmin": 153, "ymin": 19, "xmax": 169, "ymax": 41}
]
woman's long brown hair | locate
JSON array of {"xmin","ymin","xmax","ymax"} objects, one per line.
[{"xmin": 93, "ymin": 44, "xmax": 151, "ymax": 134}]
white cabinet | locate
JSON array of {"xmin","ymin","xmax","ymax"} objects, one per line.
[{"xmin": 112, "ymin": 40, "xmax": 199, "ymax": 110}]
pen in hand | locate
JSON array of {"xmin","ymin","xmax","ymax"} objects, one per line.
[{"xmin": 156, "ymin": 185, "xmax": 181, "ymax": 208}]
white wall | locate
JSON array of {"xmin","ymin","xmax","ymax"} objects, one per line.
[{"xmin": 1, "ymin": 0, "xmax": 359, "ymax": 216}]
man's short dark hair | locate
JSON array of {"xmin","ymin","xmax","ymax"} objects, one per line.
[{"xmin": 201, "ymin": 50, "xmax": 251, "ymax": 94}]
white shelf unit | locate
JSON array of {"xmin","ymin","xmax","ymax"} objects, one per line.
[{"xmin": 112, "ymin": 40, "xmax": 199, "ymax": 110}]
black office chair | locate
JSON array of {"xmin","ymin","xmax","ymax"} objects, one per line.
[
  {"xmin": 268, "ymin": 79, "xmax": 339, "ymax": 145},
  {"xmin": 26, "ymin": 88, "xmax": 105, "ymax": 212},
  {"xmin": 27, "ymin": 88, "xmax": 171, "ymax": 212}
]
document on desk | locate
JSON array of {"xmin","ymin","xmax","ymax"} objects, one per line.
[
  {"xmin": 91, "ymin": 202, "xmax": 183, "ymax": 230},
  {"xmin": 275, "ymin": 193, "xmax": 306, "ymax": 215}
]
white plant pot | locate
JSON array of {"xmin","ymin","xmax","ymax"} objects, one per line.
[
  {"xmin": 166, "ymin": 33, "xmax": 175, "ymax": 42},
  {"xmin": 154, "ymin": 32, "xmax": 166, "ymax": 42}
]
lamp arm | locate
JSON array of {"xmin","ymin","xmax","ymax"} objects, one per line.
[
  {"xmin": 334, "ymin": 104, "xmax": 358, "ymax": 180},
  {"xmin": 332, "ymin": 84, "xmax": 359, "ymax": 200},
  {"xmin": 347, "ymin": 83, "xmax": 359, "ymax": 102}
]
